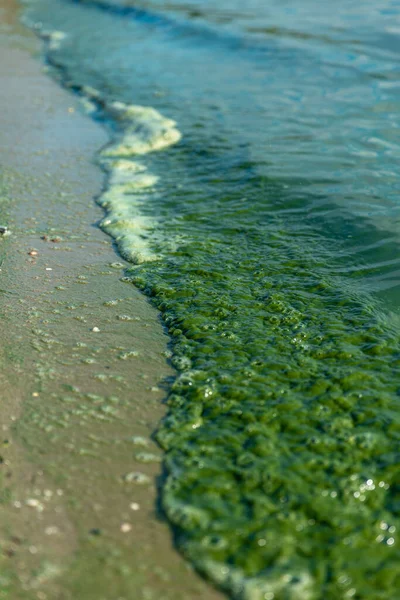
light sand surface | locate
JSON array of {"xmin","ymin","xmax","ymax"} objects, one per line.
[{"xmin": 0, "ymin": 2, "xmax": 224, "ymax": 599}]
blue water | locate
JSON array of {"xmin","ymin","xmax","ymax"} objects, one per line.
[{"xmin": 25, "ymin": 0, "xmax": 400, "ymax": 310}]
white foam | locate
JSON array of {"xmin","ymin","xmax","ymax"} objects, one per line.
[
  {"xmin": 101, "ymin": 102, "xmax": 182, "ymax": 157},
  {"xmin": 73, "ymin": 88, "xmax": 182, "ymax": 263},
  {"xmin": 46, "ymin": 30, "xmax": 67, "ymax": 50},
  {"xmin": 97, "ymin": 159, "xmax": 159, "ymax": 264},
  {"xmin": 95, "ymin": 103, "xmax": 181, "ymax": 264},
  {"xmin": 34, "ymin": 25, "xmax": 68, "ymax": 50}
]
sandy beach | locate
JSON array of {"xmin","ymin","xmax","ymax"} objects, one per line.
[{"xmin": 0, "ymin": 2, "xmax": 224, "ymax": 599}]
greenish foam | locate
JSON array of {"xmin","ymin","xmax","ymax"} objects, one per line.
[
  {"xmin": 94, "ymin": 95, "xmax": 182, "ymax": 264},
  {"xmin": 71, "ymin": 83, "xmax": 182, "ymax": 264},
  {"xmin": 103, "ymin": 101, "xmax": 182, "ymax": 156},
  {"xmin": 98, "ymin": 158, "xmax": 160, "ymax": 264}
]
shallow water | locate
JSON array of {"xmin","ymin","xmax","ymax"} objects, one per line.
[{"xmin": 20, "ymin": 0, "xmax": 400, "ymax": 598}]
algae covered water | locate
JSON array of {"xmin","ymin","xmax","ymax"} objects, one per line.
[{"xmin": 22, "ymin": 0, "xmax": 400, "ymax": 598}]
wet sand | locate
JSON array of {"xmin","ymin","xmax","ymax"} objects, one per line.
[{"xmin": 0, "ymin": 2, "xmax": 224, "ymax": 599}]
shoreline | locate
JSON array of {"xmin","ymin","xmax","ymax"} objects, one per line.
[
  {"xmin": 0, "ymin": 3, "xmax": 224, "ymax": 599},
  {"xmin": 6, "ymin": 1, "xmax": 400, "ymax": 598}
]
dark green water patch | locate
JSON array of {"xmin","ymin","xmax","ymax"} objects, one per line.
[{"xmin": 127, "ymin": 226, "xmax": 400, "ymax": 599}]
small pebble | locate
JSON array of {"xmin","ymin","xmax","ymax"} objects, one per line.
[
  {"xmin": 92, "ymin": 327, "xmax": 100, "ymax": 333},
  {"xmin": 136, "ymin": 452, "xmax": 161, "ymax": 464},
  {"xmin": 123, "ymin": 472, "xmax": 150, "ymax": 485},
  {"xmin": 26, "ymin": 498, "xmax": 44, "ymax": 512},
  {"xmin": 130, "ymin": 502, "xmax": 140, "ymax": 511},
  {"xmin": 131, "ymin": 436, "xmax": 149, "ymax": 447},
  {"xmin": 120, "ymin": 523, "xmax": 132, "ymax": 533},
  {"xmin": 104, "ymin": 300, "xmax": 118, "ymax": 307},
  {"xmin": 26, "ymin": 498, "xmax": 40, "ymax": 508},
  {"xmin": 117, "ymin": 315, "xmax": 136, "ymax": 321}
]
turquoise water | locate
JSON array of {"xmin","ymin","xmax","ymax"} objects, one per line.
[{"xmin": 22, "ymin": 0, "xmax": 400, "ymax": 598}]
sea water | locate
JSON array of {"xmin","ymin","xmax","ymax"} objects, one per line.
[{"xmin": 21, "ymin": 0, "xmax": 400, "ymax": 597}]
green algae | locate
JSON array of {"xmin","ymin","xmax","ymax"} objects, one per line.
[
  {"xmin": 68, "ymin": 87, "xmax": 400, "ymax": 597},
  {"xmin": 123, "ymin": 229, "xmax": 400, "ymax": 599}
]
